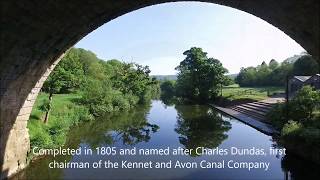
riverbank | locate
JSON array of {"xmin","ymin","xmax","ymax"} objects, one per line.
[
  {"xmin": 13, "ymin": 100, "xmax": 319, "ymax": 180},
  {"xmin": 28, "ymin": 93, "xmax": 92, "ymax": 151},
  {"xmin": 210, "ymin": 103, "xmax": 320, "ymax": 165}
]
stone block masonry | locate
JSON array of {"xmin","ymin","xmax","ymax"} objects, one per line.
[{"xmin": 0, "ymin": 0, "xmax": 319, "ymax": 178}]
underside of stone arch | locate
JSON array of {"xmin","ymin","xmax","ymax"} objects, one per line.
[{"xmin": 0, "ymin": 0, "xmax": 319, "ymax": 178}]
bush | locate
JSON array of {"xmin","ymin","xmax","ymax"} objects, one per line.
[
  {"xmin": 30, "ymin": 131, "xmax": 53, "ymax": 148},
  {"xmin": 28, "ymin": 93, "xmax": 95, "ymax": 149},
  {"xmin": 28, "ymin": 121, "xmax": 53, "ymax": 148},
  {"xmin": 267, "ymin": 103, "xmax": 287, "ymax": 130},
  {"xmin": 281, "ymin": 120, "xmax": 303, "ymax": 136},
  {"xmin": 289, "ymin": 86, "xmax": 320, "ymax": 123},
  {"xmin": 112, "ymin": 93, "xmax": 130, "ymax": 111},
  {"xmin": 267, "ymin": 86, "xmax": 320, "ymax": 163},
  {"xmin": 267, "ymin": 86, "xmax": 320, "ymax": 129},
  {"xmin": 160, "ymin": 80, "xmax": 176, "ymax": 98}
]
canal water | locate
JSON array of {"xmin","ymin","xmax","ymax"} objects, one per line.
[{"xmin": 13, "ymin": 100, "xmax": 319, "ymax": 179}]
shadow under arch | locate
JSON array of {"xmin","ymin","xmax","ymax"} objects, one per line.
[{"xmin": 1, "ymin": 0, "xmax": 319, "ymax": 178}]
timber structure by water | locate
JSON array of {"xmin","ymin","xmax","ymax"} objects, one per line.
[{"xmin": 210, "ymin": 101, "xmax": 280, "ymax": 135}]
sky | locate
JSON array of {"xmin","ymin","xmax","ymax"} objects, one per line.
[{"xmin": 75, "ymin": 2, "xmax": 305, "ymax": 75}]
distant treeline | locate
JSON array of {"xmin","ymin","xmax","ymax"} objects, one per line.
[
  {"xmin": 235, "ymin": 54, "xmax": 319, "ymax": 87},
  {"xmin": 152, "ymin": 75, "xmax": 177, "ymax": 81}
]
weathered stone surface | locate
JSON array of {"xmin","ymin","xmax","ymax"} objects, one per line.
[{"xmin": 0, "ymin": 0, "xmax": 319, "ymax": 178}]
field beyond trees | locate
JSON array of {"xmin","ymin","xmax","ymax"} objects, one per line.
[{"xmin": 221, "ymin": 84, "xmax": 284, "ymax": 101}]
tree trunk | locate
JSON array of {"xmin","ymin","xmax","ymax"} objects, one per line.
[{"xmin": 44, "ymin": 93, "xmax": 53, "ymax": 124}]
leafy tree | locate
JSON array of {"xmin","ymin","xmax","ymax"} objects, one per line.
[
  {"xmin": 111, "ymin": 62, "xmax": 158, "ymax": 104},
  {"xmin": 38, "ymin": 99, "xmax": 52, "ymax": 123},
  {"xmin": 289, "ymin": 86, "xmax": 320, "ymax": 122},
  {"xmin": 175, "ymin": 47, "xmax": 228, "ymax": 102},
  {"xmin": 160, "ymin": 80, "xmax": 176, "ymax": 98},
  {"xmin": 222, "ymin": 76, "xmax": 234, "ymax": 86},
  {"xmin": 292, "ymin": 55, "xmax": 319, "ymax": 75},
  {"xmin": 41, "ymin": 48, "xmax": 85, "ymax": 123},
  {"xmin": 41, "ymin": 48, "xmax": 160, "ymax": 121},
  {"xmin": 235, "ymin": 67, "xmax": 257, "ymax": 86},
  {"xmin": 41, "ymin": 70, "xmax": 64, "ymax": 123},
  {"xmin": 80, "ymin": 59, "xmax": 160, "ymax": 116},
  {"xmin": 43, "ymin": 48, "xmax": 84, "ymax": 94},
  {"xmin": 256, "ymin": 61, "xmax": 272, "ymax": 85},
  {"xmin": 235, "ymin": 54, "xmax": 320, "ymax": 87},
  {"xmin": 269, "ymin": 59, "xmax": 279, "ymax": 70},
  {"xmin": 267, "ymin": 86, "xmax": 320, "ymax": 128}
]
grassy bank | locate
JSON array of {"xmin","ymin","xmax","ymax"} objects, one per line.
[
  {"xmin": 213, "ymin": 84, "xmax": 284, "ymax": 107},
  {"xmin": 28, "ymin": 92, "xmax": 92, "ymax": 149},
  {"xmin": 222, "ymin": 84, "xmax": 284, "ymax": 101}
]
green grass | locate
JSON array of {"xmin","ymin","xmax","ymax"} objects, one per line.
[
  {"xmin": 222, "ymin": 84, "xmax": 284, "ymax": 101},
  {"xmin": 28, "ymin": 92, "xmax": 92, "ymax": 149},
  {"xmin": 29, "ymin": 93, "xmax": 81, "ymax": 121}
]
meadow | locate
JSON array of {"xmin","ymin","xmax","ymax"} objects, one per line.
[{"xmin": 221, "ymin": 84, "xmax": 285, "ymax": 101}]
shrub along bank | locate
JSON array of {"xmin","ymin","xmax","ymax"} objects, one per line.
[
  {"xmin": 267, "ymin": 86, "xmax": 320, "ymax": 163},
  {"xmin": 28, "ymin": 93, "xmax": 92, "ymax": 149},
  {"xmin": 28, "ymin": 48, "xmax": 160, "ymax": 150}
]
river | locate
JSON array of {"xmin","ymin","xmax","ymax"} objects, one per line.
[{"xmin": 12, "ymin": 100, "xmax": 319, "ymax": 179}]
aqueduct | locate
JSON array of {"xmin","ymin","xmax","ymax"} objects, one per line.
[{"xmin": 0, "ymin": 0, "xmax": 319, "ymax": 178}]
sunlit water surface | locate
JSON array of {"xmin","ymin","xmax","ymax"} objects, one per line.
[{"xmin": 12, "ymin": 100, "xmax": 319, "ymax": 180}]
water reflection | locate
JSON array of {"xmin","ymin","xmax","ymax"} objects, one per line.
[
  {"xmin": 66, "ymin": 103, "xmax": 160, "ymax": 148},
  {"xmin": 11, "ymin": 104, "xmax": 160, "ymax": 180},
  {"xmin": 174, "ymin": 105, "xmax": 231, "ymax": 156},
  {"xmin": 160, "ymin": 94, "xmax": 176, "ymax": 106},
  {"xmin": 11, "ymin": 101, "xmax": 320, "ymax": 180}
]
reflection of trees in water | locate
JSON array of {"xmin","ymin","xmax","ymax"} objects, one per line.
[
  {"xmin": 160, "ymin": 94, "xmax": 176, "ymax": 106},
  {"xmin": 65, "ymin": 103, "xmax": 159, "ymax": 148},
  {"xmin": 174, "ymin": 105, "xmax": 231, "ymax": 156},
  {"xmin": 116, "ymin": 122, "xmax": 159, "ymax": 145},
  {"xmin": 281, "ymin": 153, "xmax": 320, "ymax": 179},
  {"xmin": 11, "ymin": 104, "xmax": 159, "ymax": 180}
]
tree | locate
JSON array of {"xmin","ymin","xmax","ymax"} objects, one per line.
[
  {"xmin": 160, "ymin": 80, "xmax": 176, "ymax": 98},
  {"xmin": 80, "ymin": 59, "xmax": 160, "ymax": 116},
  {"xmin": 175, "ymin": 47, "xmax": 228, "ymax": 102},
  {"xmin": 235, "ymin": 67, "xmax": 257, "ymax": 86},
  {"xmin": 235, "ymin": 57, "xmax": 297, "ymax": 87},
  {"xmin": 269, "ymin": 59, "xmax": 279, "ymax": 70},
  {"xmin": 292, "ymin": 55, "xmax": 319, "ymax": 76},
  {"xmin": 267, "ymin": 86, "xmax": 320, "ymax": 128},
  {"xmin": 41, "ymin": 48, "xmax": 85, "ymax": 123},
  {"xmin": 289, "ymin": 86, "xmax": 320, "ymax": 122},
  {"xmin": 111, "ymin": 62, "xmax": 158, "ymax": 104},
  {"xmin": 43, "ymin": 48, "xmax": 85, "ymax": 94}
]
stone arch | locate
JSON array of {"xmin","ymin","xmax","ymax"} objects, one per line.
[{"xmin": 1, "ymin": 0, "xmax": 319, "ymax": 178}]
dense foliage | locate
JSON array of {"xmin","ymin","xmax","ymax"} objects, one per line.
[
  {"xmin": 43, "ymin": 50, "xmax": 85, "ymax": 94},
  {"xmin": 235, "ymin": 54, "xmax": 319, "ymax": 87},
  {"xmin": 174, "ymin": 47, "xmax": 228, "ymax": 103},
  {"xmin": 41, "ymin": 48, "xmax": 160, "ymax": 117},
  {"xmin": 267, "ymin": 86, "xmax": 320, "ymax": 156},
  {"xmin": 267, "ymin": 86, "xmax": 320, "ymax": 129},
  {"xmin": 160, "ymin": 80, "xmax": 176, "ymax": 99},
  {"xmin": 29, "ymin": 48, "xmax": 160, "ymax": 149},
  {"xmin": 81, "ymin": 61, "xmax": 160, "ymax": 116}
]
